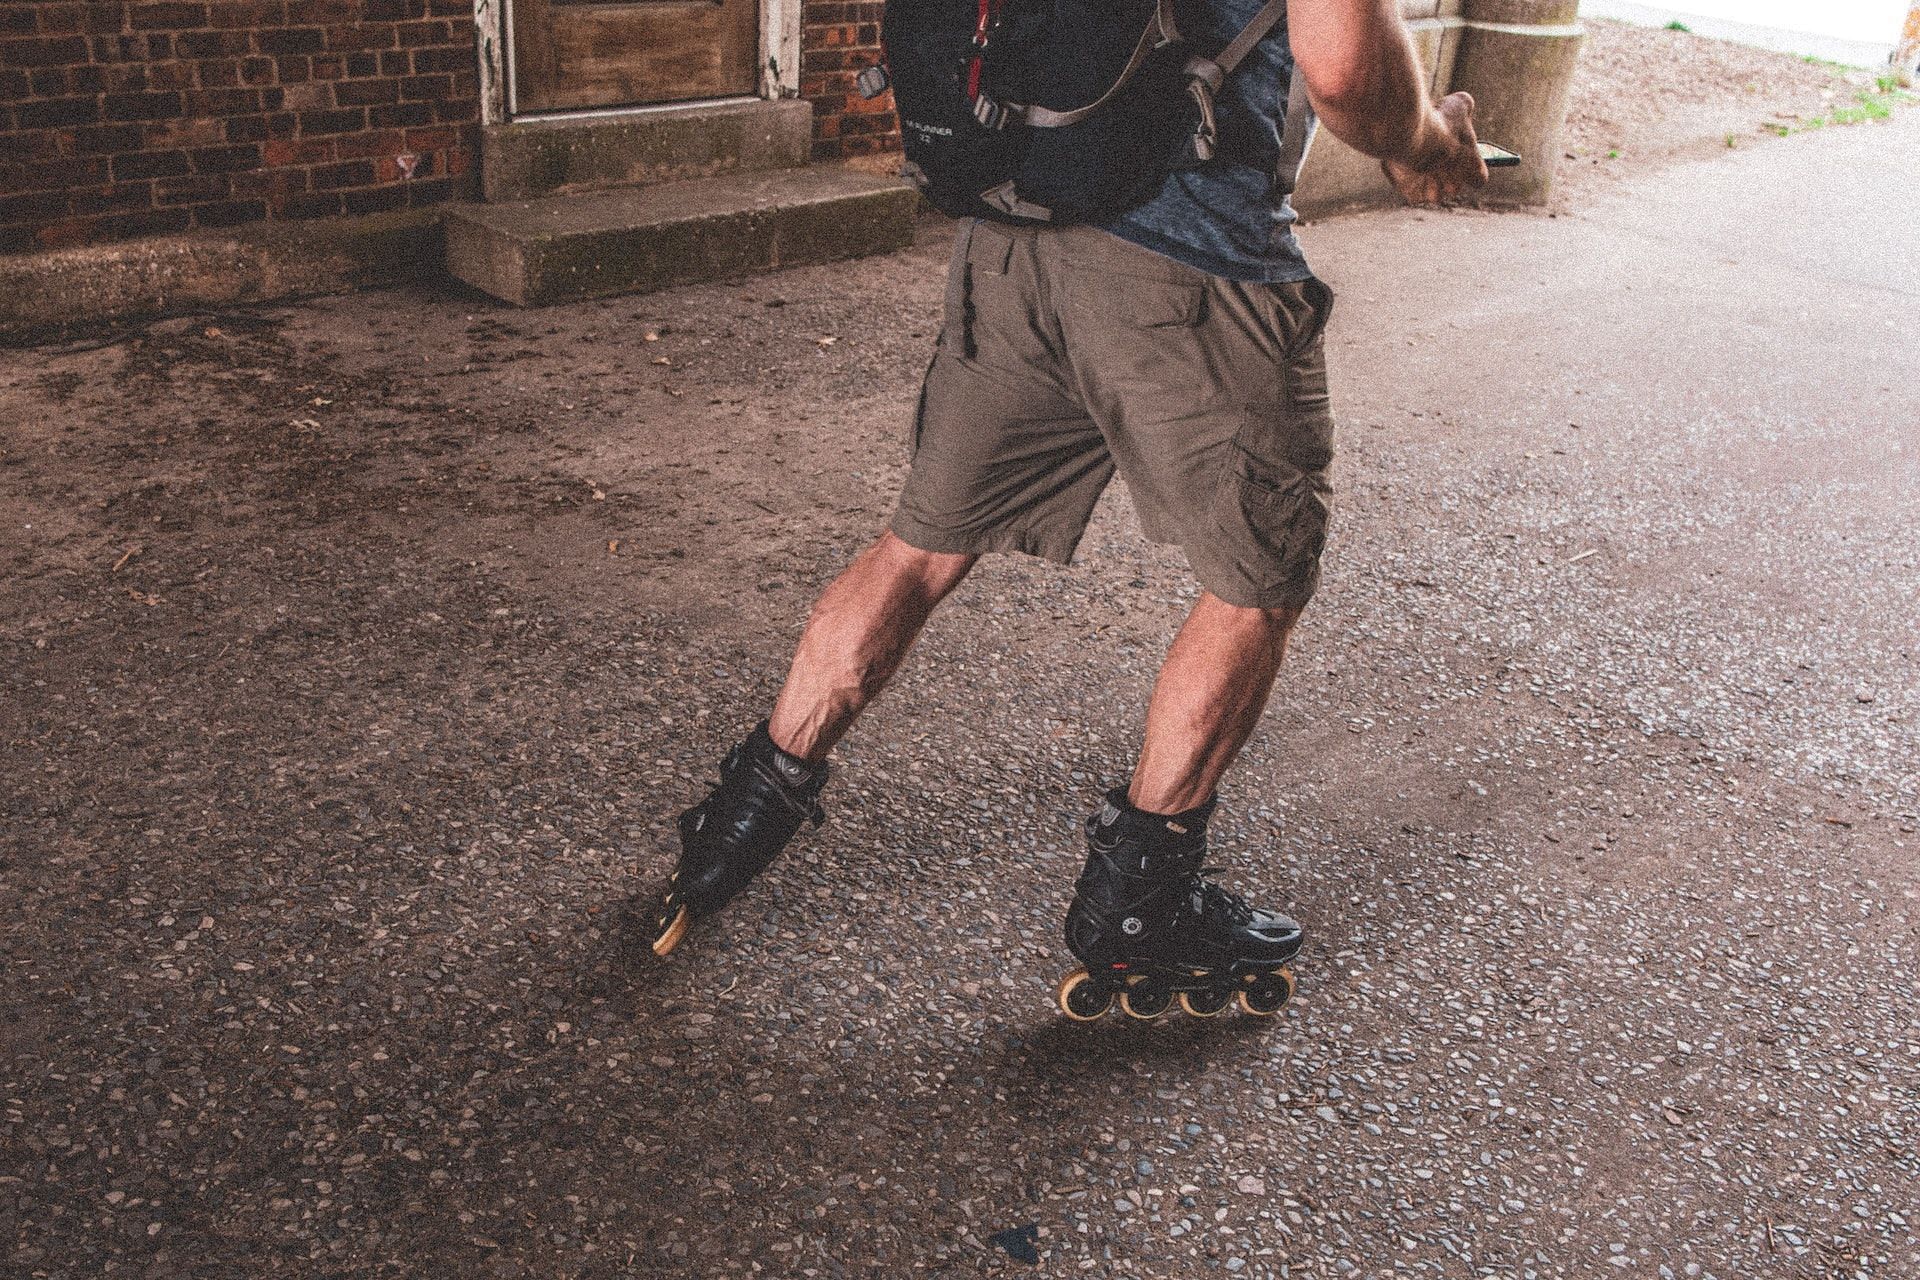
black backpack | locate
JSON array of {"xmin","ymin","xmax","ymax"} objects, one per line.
[{"xmin": 860, "ymin": 0, "xmax": 1312, "ymax": 225}]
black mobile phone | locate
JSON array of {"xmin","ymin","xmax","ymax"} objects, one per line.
[{"xmin": 1478, "ymin": 142, "xmax": 1522, "ymax": 168}]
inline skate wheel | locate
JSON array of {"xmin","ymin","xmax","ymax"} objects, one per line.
[
  {"xmin": 1119, "ymin": 978, "xmax": 1173, "ymax": 1020},
  {"xmin": 1055, "ymin": 968, "xmax": 1114, "ymax": 1021},
  {"xmin": 1179, "ymin": 986, "xmax": 1234, "ymax": 1018},
  {"xmin": 651, "ymin": 903, "xmax": 689, "ymax": 958},
  {"xmin": 1236, "ymin": 967, "xmax": 1295, "ymax": 1016}
]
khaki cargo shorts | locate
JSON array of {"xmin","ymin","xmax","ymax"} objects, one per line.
[{"xmin": 890, "ymin": 220, "xmax": 1336, "ymax": 610}]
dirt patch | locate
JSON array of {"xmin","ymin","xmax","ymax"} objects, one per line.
[{"xmin": 1554, "ymin": 17, "xmax": 1897, "ymax": 203}]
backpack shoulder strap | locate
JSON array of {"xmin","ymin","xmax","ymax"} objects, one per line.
[
  {"xmin": 1272, "ymin": 64, "xmax": 1316, "ymax": 197},
  {"xmin": 1211, "ymin": 0, "xmax": 1288, "ymax": 78},
  {"xmin": 1001, "ymin": 0, "xmax": 1179, "ymax": 129}
]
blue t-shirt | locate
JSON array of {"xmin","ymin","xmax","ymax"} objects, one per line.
[{"xmin": 1101, "ymin": 0, "xmax": 1315, "ymax": 283}]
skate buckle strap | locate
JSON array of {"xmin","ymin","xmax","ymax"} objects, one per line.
[{"xmin": 748, "ymin": 755, "xmax": 827, "ymax": 826}]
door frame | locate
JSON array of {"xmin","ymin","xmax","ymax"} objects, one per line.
[{"xmin": 473, "ymin": 0, "xmax": 801, "ymax": 125}]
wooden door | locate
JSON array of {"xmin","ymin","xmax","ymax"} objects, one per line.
[{"xmin": 510, "ymin": 0, "xmax": 760, "ymax": 113}]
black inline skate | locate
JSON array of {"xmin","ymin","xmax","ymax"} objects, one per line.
[
  {"xmin": 1056, "ymin": 789, "xmax": 1302, "ymax": 1020},
  {"xmin": 649, "ymin": 721, "xmax": 828, "ymax": 957}
]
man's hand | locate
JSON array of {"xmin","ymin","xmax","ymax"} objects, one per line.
[{"xmin": 1381, "ymin": 92, "xmax": 1488, "ymax": 206}]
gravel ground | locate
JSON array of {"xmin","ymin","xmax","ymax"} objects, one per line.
[{"xmin": 4, "ymin": 40, "xmax": 1918, "ymax": 1280}]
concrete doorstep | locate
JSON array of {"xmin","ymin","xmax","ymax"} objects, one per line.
[{"xmin": 0, "ymin": 209, "xmax": 445, "ymax": 345}]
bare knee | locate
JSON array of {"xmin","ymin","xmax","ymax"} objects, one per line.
[
  {"xmin": 1197, "ymin": 592, "xmax": 1303, "ymax": 643},
  {"xmin": 868, "ymin": 529, "xmax": 976, "ymax": 606}
]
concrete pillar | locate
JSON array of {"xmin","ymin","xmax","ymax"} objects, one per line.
[{"xmin": 1450, "ymin": 0, "xmax": 1584, "ymax": 205}]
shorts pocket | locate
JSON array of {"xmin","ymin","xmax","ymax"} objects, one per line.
[
  {"xmin": 943, "ymin": 221, "xmax": 1018, "ymax": 360},
  {"xmin": 1208, "ymin": 417, "xmax": 1333, "ymax": 603},
  {"xmin": 1131, "ymin": 283, "xmax": 1205, "ymax": 328}
]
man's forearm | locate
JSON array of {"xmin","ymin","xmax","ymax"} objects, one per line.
[{"xmin": 1288, "ymin": 0, "xmax": 1449, "ymax": 165}]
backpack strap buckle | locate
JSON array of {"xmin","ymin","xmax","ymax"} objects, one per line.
[
  {"xmin": 979, "ymin": 180, "xmax": 1054, "ymax": 222},
  {"xmin": 972, "ymin": 95, "xmax": 1013, "ymax": 130}
]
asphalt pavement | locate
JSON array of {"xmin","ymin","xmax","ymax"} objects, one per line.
[{"xmin": 2, "ymin": 110, "xmax": 1916, "ymax": 1278}]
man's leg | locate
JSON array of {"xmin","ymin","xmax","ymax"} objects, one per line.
[
  {"xmin": 1128, "ymin": 593, "xmax": 1303, "ymax": 814},
  {"xmin": 1056, "ymin": 591, "xmax": 1306, "ymax": 1018},
  {"xmin": 767, "ymin": 530, "xmax": 977, "ymax": 763}
]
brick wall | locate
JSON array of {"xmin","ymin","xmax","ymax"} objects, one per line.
[
  {"xmin": 0, "ymin": 0, "xmax": 479, "ymax": 253},
  {"xmin": 799, "ymin": 0, "xmax": 898, "ymax": 161},
  {"xmin": 1, "ymin": 1, "xmax": 899, "ymax": 254}
]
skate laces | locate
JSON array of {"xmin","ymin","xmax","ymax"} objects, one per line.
[{"xmin": 1189, "ymin": 868, "xmax": 1255, "ymax": 926}]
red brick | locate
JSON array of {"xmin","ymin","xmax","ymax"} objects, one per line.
[
  {"xmin": 112, "ymin": 149, "xmax": 193, "ymax": 179},
  {"xmin": 193, "ymin": 197, "xmax": 267, "ymax": 225},
  {"xmin": 262, "ymin": 134, "xmax": 332, "ymax": 164},
  {"xmin": 17, "ymin": 97, "xmax": 101, "ymax": 128},
  {"xmin": 38, "ymin": 5, "xmax": 86, "ymax": 35},
  {"xmin": 308, "ymin": 156, "xmax": 370, "ymax": 188},
  {"xmin": 333, "ymin": 126, "xmax": 403, "ymax": 158},
  {"xmin": 82, "ymin": 3, "xmax": 129, "ymax": 33},
  {"xmin": 190, "ymin": 142, "xmax": 261, "ymax": 170},
  {"xmin": 184, "ymin": 87, "xmax": 260, "ymax": 114},
  {"xmin": 277, "ymin": 80, "xmax": 327, "ymax": 108},
  {"xmin": 255, "ymin": 27, "xmax": 322, "ymax": 55},
  {"xmin": 149, "ymin": 62, "xmax": 196, "ymax": 90},
  {"xmin": 208, "ymin": 3, "xmax": 289, "ymax": 30},
  {"xmin": 179, "ymin": 29, "xmax": 249, "ymax": 56},
  {"xmin": 408, "ymin": 45, "xmax": 463, "ymax": 73},
  {"xmin": 369, "ymin": 100, "xmax": 430, "ymax": 127},
  {"xmin": 1, "ymin": 35, "xmax": 90, "ymax": 65},
  {"xmin": 72, "ymin": 122, "xmax": 146, "ymax": 153},
  {"xmin": 393, "ymin": 19, "xmax": 448, "ymax": 45},
  {"xmin": 143, "ymin": 116, "xmax": 224, "ymax": 147},
  {"xmin": 297, "ymin": 105, "xmax": 362, "ymax": 133},
  {"xmin": 399, "ymin": 72, "xmax": 449, "ymax": 100},
  {"xmin": 105, "ymin": 91, "xmax": 183, "ymax": 120},
  {"xmin": 0, "ymin": 190, "xmax": 74, "ymax": 222},
  {"xmin": 73, "ymin": 182, "xmax": 155, "ymax": 214},
  {"xmin": 230, "ymin": 165, "xmax": 307, "ymax": 196},
  {"xmin": 129, "ymin": 3, "xmax": 208, "ymax": 30},
  {"xmin": 197, "ymin": 57, "xmax": 242, "ymax": 86},
  {"xmin": 99, "ymin": 206, "xmax": 193, "ymax": 237},
  {"xmin": 278, "ymin": 189, "xmax": 342, "ymax": 218},
  {"xmin": 323, "ymin": 23, "xmax": 393, "ymax": 50},
  {"xmin": 342, "ymin": 182, "xmax": 406, "ymax": 214},
  {"xmin": 286, "ymin": 0, "xmax": 355, "ymax": 21},
  {"xmin": 400, "ymin": 124, "xmax": 452, "ymax": 151},
  {"xmin": 155, "ymin": 171, "xmax": 231, "ymax": 203}
]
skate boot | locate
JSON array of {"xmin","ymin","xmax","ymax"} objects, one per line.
[
  {"xmin": 1056, "ymin": 789, "xmax": 1303, "ymax": 1020},
  {"xmin": 650, "ymin": 721, "xmax": 828, "ymax": 957}
]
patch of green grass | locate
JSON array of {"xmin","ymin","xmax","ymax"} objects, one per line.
[
  {"xmin": 1664, "ymin": 19, "xmax": 1690, "ymax": 31},
  {"xmin": 1606, "ymin": 148, "xmax": 1621, "ymax": 159},
  {"xmin": 1768, "ymin": 81, "xmax": 1917, "ymax": 135}
]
